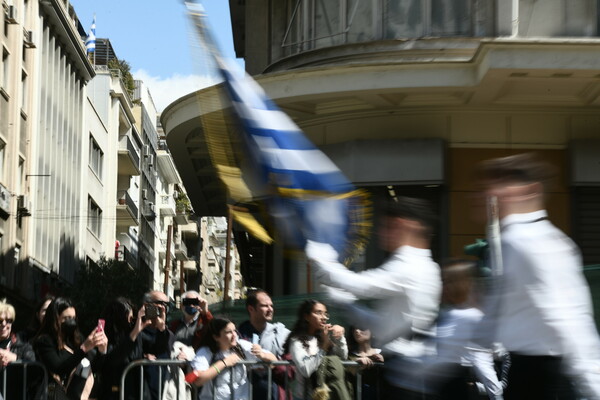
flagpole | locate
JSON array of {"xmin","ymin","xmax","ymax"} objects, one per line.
[{"xmin": 92, "ymin": 13, "xmax": 96, "ymax": 66}]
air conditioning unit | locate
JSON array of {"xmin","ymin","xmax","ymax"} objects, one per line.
[
  {"xmin": 142, "ymin": 189, "xmax": 148, "ymax": 199},
  {"xmin": 6, "ymin": 5, "xmax": 17, "ymax": 24},
  {"xmin": 142, "ymin": 144, "xmax": 150, "ymax": 157},
  {"xmin": 23, "ymin": 30, "xmax": 35, "ymax": 48},
  {"xmin": 144, "ymin": 201, "xmax": 156, "ymax": 221},
  {"xmin": 147, "ymin": 155, "xmax": 154, "ymax": 168},
  {"xmin": 17, "ymin": 194, "xmax": 32, "ymax": 217}
]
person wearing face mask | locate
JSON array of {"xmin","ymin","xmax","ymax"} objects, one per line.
[
  {"xmin": 169, "ymin": 290, "xmax": 213, "ymax": 351},
  {"xmin": 97, "ymin": 297, "xmax": 157, "ymax": 400},
  {"xmin": 33, "ymin": 297, "xmax": 108, "ymax": 399}
]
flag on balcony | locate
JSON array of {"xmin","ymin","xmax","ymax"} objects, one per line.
[
  {"xmin": 85, "ymin": 15, "xmax": 96, "ymax": 53},
  {"xmin": 187, "ymin": 2, "xmax": 370, "ymax": 262}
]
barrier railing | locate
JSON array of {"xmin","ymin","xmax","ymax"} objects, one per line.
[
  {"xmin": 227, "ymin": 360, "xmax": 383, "ymax": 400},
  {"xmin": 119, "ymin": 359, "xmax": 192, "ymax": 400},
  {"xmin": 119, "ymin": 359, "xmax": 383, "ymax": 400},
  {"xmin": 0, "ymin": 360, "xmax": 48, "ymax": 400}
]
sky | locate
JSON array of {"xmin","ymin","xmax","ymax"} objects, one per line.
[{"xmin": 69, "ymin": 0, "xmax": 240, "ymax": 111}]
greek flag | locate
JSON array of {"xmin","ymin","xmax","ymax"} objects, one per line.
[
  {"xmin": 187, "ymin": 2, "xmax": 369, "ymax": 261},
  {"xmin": 85, "ymin": 16, "xmax": 96, "ymax": 53}
]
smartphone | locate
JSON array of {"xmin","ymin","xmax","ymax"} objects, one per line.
[
  {"xmin": 97, "ymin": 319, "xmax": 105, "ymax": 332},
  {"xmin": 252, "ymin": 333, "xmax": 259, "ymax": 345},
  {"xmin": 145, "ymin": 304, "xmax": 159, "ymax": 319},
  {"xmin": 182, "ymin": 298, "xmax": 200, "ymax": 306}
]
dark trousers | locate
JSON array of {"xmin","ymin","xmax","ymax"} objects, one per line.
[{"xmin": 505, "ymin": 353, "xmax": 577, "ymax": 400}]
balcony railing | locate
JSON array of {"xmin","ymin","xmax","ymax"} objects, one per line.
[
  {"xmin": 116, "ymin": 244, "xmax": 138, "ymax": 269},
  {"xmin": 175, "ymin": 235, "xmax": 188, "ymax": 261},
  {"xmin": 116, "ymin": 191, "xmax": 139, "ymax": 227},
  {"xmin": 118, "ymin": 134, "xmax": 141, "ymax": 176}
]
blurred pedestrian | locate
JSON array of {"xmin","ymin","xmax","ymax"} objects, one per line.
[
  {"xmin": 423, "ymin": 260, "xmax": 502, "ymax": 400},
  {"xmin": 307, "ymin": 196, "xmax": 442, "ymax": 396},
  {"xmin": 478, "ymin": 153, "xmax": 600, "ymax": 399}
]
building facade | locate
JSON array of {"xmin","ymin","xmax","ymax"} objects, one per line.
[
  {"xmin": 0, "ymin": 1, "xmax": 194, "ymax": 312},
  {"xmin": 163, "ymin": 0, "xmax": 600, "ymax": 295},
  {"xmin": 1, "ymin": 0, "xmax": 96, "ymax": 307}
]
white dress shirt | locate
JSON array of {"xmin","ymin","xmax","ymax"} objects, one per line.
[
  {"xmin": 426, "ymin": 307, "xmax": 503, "ymax": 399},
  {"xmin": 306, "ymin": 240, "xmax": 442, "ymax": 353},
  {"xmin": 496, "ymin": 210, "xmax": 600, "ymax": 398}
]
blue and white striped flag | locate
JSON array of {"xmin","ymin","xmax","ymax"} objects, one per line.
[
  {"xmin": 188, "ymin": 2, "xmax": 369, "ymax": 261},
  {"xmin": 85, "ymin": 15, "xmax": 96, "ymax": 53}
]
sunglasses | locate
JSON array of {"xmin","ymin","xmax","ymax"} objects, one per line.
[{"xmin": 0, "ymin": 319, "xmax": 14, "ymax": 325}]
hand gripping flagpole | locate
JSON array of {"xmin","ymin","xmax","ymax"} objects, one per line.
[{"xmin": 473, "ymin": 195, "xmax": 504, "ymax": 349}]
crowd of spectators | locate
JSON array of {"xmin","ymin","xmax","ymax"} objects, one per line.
[
  {"xmin": 2, "ymin": 153, "xmax": 598, "ymax": 400},
  {"xmin": 1, "ymin": 282, "xmax": 506, "ymax": 400}
]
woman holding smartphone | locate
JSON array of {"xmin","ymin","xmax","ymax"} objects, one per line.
[
  {"xmin": 97, "ymin": 296, "xmax": 172, "ymax": 400},
  {"xmin": 33, "ymin": 297, "xmax": 107, "ymax": 399}
]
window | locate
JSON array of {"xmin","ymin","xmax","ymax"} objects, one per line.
[
  {"xmin": 87, "ymin": 197, "xmax": 102, "ymax": 237},
  {"xmin": 282, "ymin": 0, "xmax": 495, "ymax": 55},
  {"xmin": 16, "ymin": 157, "xmax": 23, "ymax": 195},
  {"xmin": 1, "ymin": 48, "xmax": 8, "ymax": 91},
  {"xmin": 20, "ymin": 70, "xmax": 27, "ymax": 111},
  {"xmin": 89, "ymin": 135, "xmax": 103, "ymax": 179},
  {"xmin": 0, "ymin": 139, "xmax": 5, "ymax": 182}
]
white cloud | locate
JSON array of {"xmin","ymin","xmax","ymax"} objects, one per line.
[{"xmin": 132, "ymin": 69, "xmax": 218, "ymax": 112}]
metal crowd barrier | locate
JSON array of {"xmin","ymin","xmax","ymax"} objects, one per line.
[
  {"xmin": 119, "ymin": 358, "xmax": 383, "ymax": 400},
  {"xmin": 0, "ymin": 361, "xmax": 48, "ymax": 400},
  {"xmin": 119, "ymin": 359, "xmax": 193, "ymax": 400}
]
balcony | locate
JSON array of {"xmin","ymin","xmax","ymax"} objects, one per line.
[
  {"xmin": 116, "ymin": 192, "xmax": 139, "ymax": 227},
  {"xmin": 183, "ymin": 259, "xmax": 197, "ymax": 270},
  {"xmin": 174, "ymin": 234, "xmax": 189, "ymax": 261},
  {"xmin": 158, "ymin": 194, "xmax": 176, "ymax": 216},
  {"xmin": 158, "ymin": 236, "xmax": 175, "ymax": 259},
  {"xmin": 116, "ymin": 244, "xmax": 138, "ymax": 269},
  {"xmin": 179, "ymin": 221, "xmax": 199, "ymax": 239},
  {"xmin": 174, "ymin": 211, "xmax": 189, "ymax": 225},
  {"xmin": 118, "ymin": 135, "xmax": 141, "ymax": 176},
  {"xmin": 0, "ymin": 182, "xmax": 10, "ymax": 216},
  {"xmin": 156, "ymin": 140, "xmax": 180, "ymax": 184}
]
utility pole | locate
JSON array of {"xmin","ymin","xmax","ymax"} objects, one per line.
[
  {"xmin": 180, "ymin": 260, "xmax": 185, "ymax": 294},
  {"xmin": 163, "ymin": 224, "xmax": 173, "ymax": 294},
  {"xmin": 223, "ymin": 207, "xmax": 233, "ymax": 302}
]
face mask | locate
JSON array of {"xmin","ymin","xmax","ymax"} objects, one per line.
[
  {"xmin": 184, "ymin": 306, "xmax": 198, "ymax": 316},
  {"xmin": 61, "ymin": 318, "xmax": 77, "ymax": 335}
]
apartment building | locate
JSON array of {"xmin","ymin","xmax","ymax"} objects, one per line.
[{"xmin": 0, "ymin": 1, "xmax": 193, "ymax": 311}]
